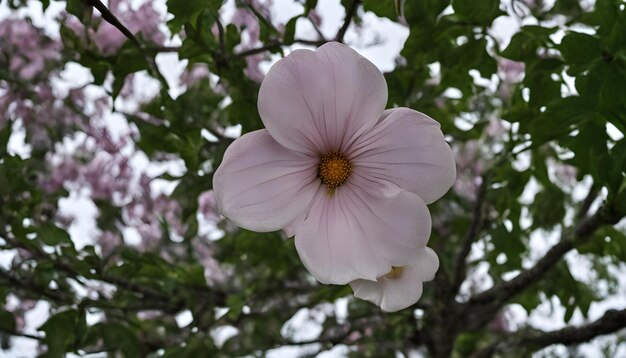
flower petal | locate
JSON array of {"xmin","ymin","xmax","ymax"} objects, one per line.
[
  {"xmin": 349, "ymin": 107, "xmax": 456, "ymax": 204},
  {"xmin": 350, "ymin": 247, "xmax": 439, "ymax": 312},
  {"xmin": 258, "ymin": 42, "xmax": 387, "ymax": 154},
  {"xmin": 213, "ymin": 130, "xmax": 319, "ymax": 232},
  {"xmin": 293, "ymin": 176, "xmax": 431, "ymax": 285}
]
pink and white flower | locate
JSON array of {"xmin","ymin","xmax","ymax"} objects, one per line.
[
  {"xmin": 213, "ymin": 42, "xmax": 455, "ymax": 309},
  {"xmin": 350, "ymin": 247, "xmax": 439, "ymax": 312}
]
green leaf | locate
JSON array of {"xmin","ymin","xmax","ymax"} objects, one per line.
[
  {"xmin": 0, "ymin": 311, "xmax": 15, "ymax": 332},
  {"xmin": 167, "ymin": 0, "xmax": 223, "ymax": 33},
  {"xmin": 550, "ymin": 0, "xmax": 583, "ymax": 17},
  {"xmin": 283, "ymin": 15, "xmax": 300, "ymax": 45},
  {"xmin": 39, "ymin": 310, "xmax": 80, "ymax": 356},
  {"xmin": 501, "ymin": 26, "xmax": 556, "ymax": 61},
  {"xmin": 403, "ymin": 0, "xmax": 450, "ymax": 25},
  {"xmin": 363, "ymin": 0, "xmax": 398, "ymax": 21},
  {"xmin": 66, "ymin": 0, "xmax": 92, "ymax": 23},
  {"xmin": 103, "ymin": 323, "xmax": 140, "ymax": 357},
  {"xmin": 530, "ymin": 184, "xmax": 566, "ymax": 230},
  {"xmin": 523, "ymin": 58, "xmax": 564, "ymax": 108},
  {"xmin": 598, "ymin": 60, "xmax": 626, "ymax": 114},
  {"xmin": 452, "ymin": 0, "xmax": 504, "ymax": 25},
  {"xmin": 37, "ymin": 223, "xmax": 72, "ymax": 246},
  {"xmin": 304, "ymin": 0, "xmax": 318, "ymax": 14},
  {"xmin": 560, "ymin": 32, "xmax": 602, "ymax": 72},
  {"xmin": 528, "ymin": 96, "xmax": 595, "ymax": 141},
  {"xmin": 0, "ymin": 123, "xmax": 12, "ymax": 158}
]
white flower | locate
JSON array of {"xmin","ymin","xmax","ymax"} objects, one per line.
[
  {"xmin": 350, "ymin": 247, "xmax": 439, "ymax": 312},
  {"xmin": 213, "ymin": 42, "xmax": 455, "ymax": 310}
]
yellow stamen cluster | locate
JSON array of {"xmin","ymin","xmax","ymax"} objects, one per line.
[
  {"xmin": 318, "ymin": 151, "xmax": 351, "ymax": 195},
  {"xmin": 384, "ymin": 266, "xmax": 405, "ymax": 280}
]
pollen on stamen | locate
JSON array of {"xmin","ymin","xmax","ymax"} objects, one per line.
[
  {"xmin": 318, "ymin": 151, "xmax": 352, "ymax": 195},
  {"xmin": 384, "ymin": 266, "xmax": 405, "ymax": 280}
]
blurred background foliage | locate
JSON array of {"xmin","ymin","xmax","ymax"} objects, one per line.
[{"xmin": 1, "ymin": 0, "xmax": 626, "ymax": 357}]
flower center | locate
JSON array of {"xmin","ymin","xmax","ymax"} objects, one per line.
[
  {"xmin": 318, "ymin": 151, "xmax": 351, "ymax": 195},
  {"xmin": 384, "ymin": 266, "xmax": 405, "ymax": 280}
]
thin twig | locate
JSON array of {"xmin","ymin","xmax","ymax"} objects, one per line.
[
  {"xmin": 335, "ymin": 0, "xmax": 360, "ymax": 42},
  {"xmin": 307, "ymin": 15, "xmax": 326, "ymax": 41},
  {"xmin": 471, "ymin": 308, "xmax": 626, "ymax": 358},
  {"xmin": 216, "ymin": 17, "xmax": 226, "ymax": 57},
  {"xmin": 233, "ymin": 39, "xmax": 326, "ymax": 58},
  {"xmin": 145, "ymin": 46, "xmax": 180, "ymax": 53},
  {"xmin": 576, "ymin": 183, "xmax": 600, "ymax": 219},
  {"xmin": 468, "ymin": 205, "xmax": 621, "ymax": 307},
  {"xmin": 87, "ymin": 0, "xmax": 142, "ymax": 49},
  {"xmin": 83, "ymin": 0, "xmax": 169, "ymax": 90},
  {"xmin": 0, "ymin": 327, "xmax": 44, "ymax": 341}
]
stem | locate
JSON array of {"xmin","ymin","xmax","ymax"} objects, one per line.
[{"xmin": 335, "ymin": 0, "xmax": 360, "ymax": 42}]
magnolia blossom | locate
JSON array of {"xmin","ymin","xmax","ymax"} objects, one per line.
[
  {"xmin": 350, "ymin": 247, "xmax": 439, "ymax": 312},
  {"xmin": 213, "ymin": 42, "xmax": 455, "ymax": 310}
]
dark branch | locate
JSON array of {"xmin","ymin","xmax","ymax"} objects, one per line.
[
  {"xmin": 216, "ymin": 17, "xmax": 226, "ymax": 56},
  {"xmin": 83, "ymin": 0, "xmax": 169, "ymax": 88},
  {"xmin": 0, "ymin": 327, "xmax": 44, "ymax": 341},
  {"xmin": 146, "ymin": 45, "xmax": 180, "ymax": 53},
  {"xmin": 87, "ymin": 0, "xmax": 142, "ymax": 49},
  {"xmin": 576, "ymin": 183, "xmax": 600, "ymax": 219},
  {"xmin": 233, "ymin": 39, "xmax": 327, "ymax": 58},
  {"xmin": 308, "ymin": 15, "xmax": 327, "ymax": 41},
  {"xmin": 335, "ymin": 0, "xmax": 360, "ymax": 42},
  {"xmin": 468, "ymin": 205, "xmax": 622, "ymax": 307},
  {"xmin": 156, "ymin": 38, "xmax": 327, "ymax": 59},
  {"xmin": 472, "ymin": 308, "xmax": 626, "ymax": 357}
]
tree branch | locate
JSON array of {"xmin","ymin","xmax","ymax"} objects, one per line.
[
  {"xmin": 576, "ymin": 183, "xmax": 600, "ymax": 219},
  {"xmin": 464, "ymin": 205, "xmax": 622, "ymax": 326},
  {"xmin": 232, "ymin": 39, "xmax": 327, "ymax": 58},
  {"xmin": 471, "ymin": 308, "xmax": 626, "ymax": 357},
  {"xmin": 335, "ymin": 0, "xmax": 360, "ymax": 42},
  {"xmin": 0, "ymin": 327, "xmax": 44, "ymax": 341},
  {"xmin": 468, "ymin": 205, "xmax": 621, "ymax": 307},
  {"xmin": 82, "ymin": 0, "xmax": 169, "ymax": 88},
  {"xmin": 86, "ymin": 0, "xmax": 142, "ymax": 49}
]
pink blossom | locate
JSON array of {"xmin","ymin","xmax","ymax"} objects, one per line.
[
  {"xmin": 307, "ymin": 9, "xmax": 322, "ymax": 27},
  {"xmin": 192, "ymin": 240, "xmax": 226, "ymax": 284},
  {"xmin": 232, "ymin": 6, "xmax": 261, "ymax": 43},
  {"xmin": 198, "ymin": 190, "xmax": 220, "ymax": 222},
  {"xmin": 87, "ymin": 125, "xmax": 127, "ymax": 154},
  {"xmin": 453, "ymin": 141, "xmax": 483, "ymax": 200},
  {"xmin": 92, "ymin": 20, "xmax": 127, "ymax": 55},
  {"xmin": 230, "ymin": 0, "xmax": 273, "ymax": 82},
  {"xmin": 40, "ymin": 157, "xmax": 81, "ymax": 193},
  {"xmin": 65, "ymin": 0, "xmax": 164, "ymax": 56},
  {"xmin": 125, "ymin": 179, "xmax": 186, "ymax": 250},
  {"xmin": 97, "ymin": 231, "xmax": 122, "ymax": 256},
  {"xmin": 83, "ymin": 155, "xmax": 133, "ymax": 200},
  {"xmin": 350, "ymin": 247, "xmax": 439, "ymax": 312},
  {"xmin": 498, "ymin": 58, "xmax": 525, "ymax": 100},
  {"xmin": 244, "ymin": 54, "xmax": 266, "ymax": 83},
  {"xmin": 4, "ymin": 84, "xmax": 85, "ymax": 149},
  {"xmin": 213, "ymin": 43, "xmax": 455, "ymax": 309},
  {"xmin": 6, "ymin": 299, "xmax": 37, "ymax": 331},
  {"xmin": 180, "ymin": 63, "xmax": 210, "ymax": 87},
  {"xmin": 0, "ymin": 19, "xmax": 61, "ymax": 80},
  {"xmin": 488, "ymin": 309, "xmax": 512, "ymax": 333},
  {"xmin": 551, "ymin": 159, "xmax": 577, "ymax": 187}
]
